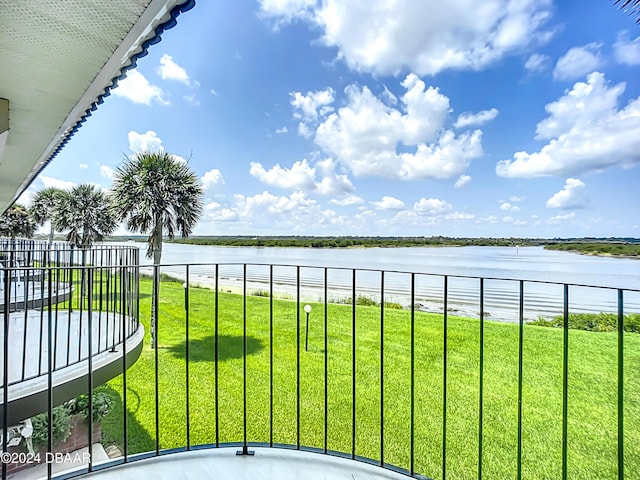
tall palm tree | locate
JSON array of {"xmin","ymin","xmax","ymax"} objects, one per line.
[
  {"xmin": 30, "ymin": 186, "xmax": 65, "ymax": 246},
  {"xmin": 53, "ymin": 184, "xmax": 116, "ymax": 248},
  {"xmin": 0, "ymin": 204, "xmax": 36, "ymax": 239},
  {"xmin": 110, "ymin": 150, "xmax": 204, "ymax": 347}
]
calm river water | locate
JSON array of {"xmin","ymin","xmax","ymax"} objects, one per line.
[{"xmin": 130, "ymin": 242, "xmax": 640, "ymax": 322}]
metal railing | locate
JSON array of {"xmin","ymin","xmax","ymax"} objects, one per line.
[
  {"xmin": 0, "ymin": 243, "xmax": 140, "ymax": 388},
  {"xmin": 2, "ymin": 261, "xmax": 639, "ymax": 480}
]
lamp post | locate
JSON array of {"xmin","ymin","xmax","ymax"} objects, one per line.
[
  {"xmin": 304, "ymin": 304, "xmax": 312, "ymax": 351},
  {"xmin": 183, "ymin": 282, "xmax": 188, "ymax": 311}
]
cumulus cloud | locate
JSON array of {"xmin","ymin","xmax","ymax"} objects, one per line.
[
  {"xmin": 158, "ymin": 54, "xmax": 191, "ymax": 85},
  {"xmin": 496, "ymin": 72, "xmax": 640, "ymax": 178},
  {"xmin": 371, "ymin": 196, "xmax": 405, "ymax": 210},
  {"xmin": 314, "ymin": 74, "xmax": 483, "ymax": 179},
  {"xmin": 509, "ymin": 195, "xmax": 524, "ymax": 202},
  {"xmin": 413, "ymin": 198, "xmax": 453, "ymax": 216},
  {"xmin": 249, "ymin": 158, "xmax": 355, "ymax": 196},
  {"xmin": 100, "ymin": 165, "xmax": 116, "ymax": 181},
  {"xmin": 330, "ymin": 194, "xmax": 364, "ymax": 206},
  {"xmin": 499, "ymin": 201, "xmax": 520, "ymax": 212},
  {"xmin": 203, "ymin": 202, "xmax": 238, "ymax": 222},
  {"xmin": 39, "ymin": 175, "xmax": 76, "ymax": 190},
  {"xmin": 454, "ymin": 108, "xmax": 499, "ymax": 128},
  {"xmin": 260, "ymin": 0, "xmax": 553, "ymax": 76},
  {"xmin": 201, "ymin": 169, "xmax": 225, "ymax": 188},
  {"xmin": 233, "ymin": 191, "xmax": 342, "ymax": 231},
  {"xmin": 276, "ymin": 126, "xmax": 288, "ymax": 134},
  {"xmin": 250, "ymin": 160, "xmax": 316, "ymax": 191},
  {"xmin": 454, "ymin": 174, "xmax": 472, "ymax": 189},
  {"xmin": 546, "ymin": 178, "xmax": 589, "ymax": 209},
  {"xmin": 553, "ymin": 43, "xmax": 603, "ymax": 81},
  {"xmin": 524, "ymin": 53, "xmax": 550, "ymax": 72},
  {"xmin": 291, "ymin": 88, "xmax": 335, "ymax": 120},
  {"xmin": 549, "ymin": 212, "xmax": 575, "ymax": 224},
  {"xmin": 79, "ymin": 163, "xmax": 88, "ymax": 169},
  {"xmin": 258, "ymin": 0, "xmax": 316, "ymax": 25},
  {"xmin": 128, "ymin": 130, "xmax": 163, "ymax": 153},
  {"xmin": 614, "ymin": 32, "xmax": 640, "ymax": 66},
  {"xmin": 113, "ymin": 70, "xmax": 168, "ymax": 105}
]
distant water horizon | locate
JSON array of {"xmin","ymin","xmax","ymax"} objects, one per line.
[{"xmin": 122, "ymin": 242, "xmax": 640, "ymax": 323}]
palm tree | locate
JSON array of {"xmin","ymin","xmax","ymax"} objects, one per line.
[
  {"xmin": 53, "ymin": 184, "xmax": 116, "ymax": 248},
  {"xmin": 110, "ymin": 150, "xmax": 204, "ymax": 347},
  {"xmin": 0, "ymin": 204, "xmax": 36, "ymax": 239},
  {"xmin": 30, "ymin": 187, "xmax": 65, "ymax": 246}
]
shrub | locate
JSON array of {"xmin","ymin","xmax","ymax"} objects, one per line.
[
  {"xmin": 30, "ymin": 405, "xmax": 72, "ymax": 449},
  {"xmin": 531, "ymin": 312, "xmax": 640, "ymax": 333},
  {"xmin": 251, "ymin": 289, "xmax": 270, "ymax": 297},
  {"xmin": 383, "ymin": 301, "xmax": 403, "ymax": 310},
  {"xmin": 70, "ymin": 391, "xmax": 115, "ymax": 423}
]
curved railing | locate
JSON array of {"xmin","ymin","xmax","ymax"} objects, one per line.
[
  {"xmin": 0, "ymin": 240, "xmax": 143, "ymax": 443},
  {"xmin": 2, "ymin": 260, "xmax": 639, "ymax": 479}
]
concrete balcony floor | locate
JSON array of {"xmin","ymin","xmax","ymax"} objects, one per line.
[{"xmin": 75, "ymin": 448, "xmax": 419, "ymax": 480}]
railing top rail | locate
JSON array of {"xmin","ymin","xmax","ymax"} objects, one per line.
[{"xmin": 1, "ymin": 261, "xmax": 637, "ymax": 293}]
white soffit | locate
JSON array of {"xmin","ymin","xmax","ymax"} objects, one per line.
[{"xmin": 0, "ymin": 0, "xmax": 194, "ymax": 212}]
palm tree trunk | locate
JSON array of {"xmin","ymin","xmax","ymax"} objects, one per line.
[
  {"xmin": 150, "ymin": 217, "xmax": 163, "ymax": 348},
  {"xmin": 48, "ymin": 224, "xmax": 54, "ymax": 247}
]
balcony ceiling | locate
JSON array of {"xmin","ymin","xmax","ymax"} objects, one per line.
[{"xmin": 0, "ymin": 0, "xmax": 194, "ymax": 213}]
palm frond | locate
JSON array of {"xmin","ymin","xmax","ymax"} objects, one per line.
[
  {"xmin": 110, "ymin": 150, "xmax": 204, "ymax": 262},
  {"xmin": 613, "ymin": 0, "xmax": 640, "ymax": 23}
]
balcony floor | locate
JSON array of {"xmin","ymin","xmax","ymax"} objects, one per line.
[{"xmin": 74, "ymin": 448, "xmax": 420, "ymax": 480}]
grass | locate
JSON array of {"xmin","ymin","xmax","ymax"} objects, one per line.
[{"xmin": 92, "ymin": 276, "xmax": 640, "ymax": 480}]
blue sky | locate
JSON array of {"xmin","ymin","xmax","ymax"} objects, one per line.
[{"xmin": 23, "ymin": 0, "xmax": 640, "ymax": 237}]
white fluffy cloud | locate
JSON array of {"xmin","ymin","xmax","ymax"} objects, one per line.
[
  {"xmin": 499, "ymin": 201, "xmax": 520, "ymax": 212},
  {"xmin": 276, "ymin": 126, "xmax": 288, "ymax": 134},
  {"xmin": 39, "ymin": 175, "xmax": 76, "ymax": 190},
  {"xmin": 128, "ymin": 130, "xmax": 163, "ymax": 153},
  {"xmin": 524, "ymin": 53, "xmax": 550, "ymax": 72},
  {"xmin": 250, "ymin": 160, "xmax": 316, "ymax": 191},
  {"xmin": 549, "ymin": 212, "xmax": 575, "ymax": 224},
  {"xmin": 496, "ymin": 72, "xmax": 640, "ymax": 178},
  {"xmin": 314, "ymin": 74, "xmax": 483, "ymax": 180},
  {"xmin": 553, "ymin": 43, "xmax": 603, "ymax": 81},
  {"xmin": 159, "ymin": 54, "xmax": 191, "ymax": 85},
  {"xmin": 413, "ymin": 198, "xmax": 453, "ymax": 216},
  {"xmin": 546, "ymin": 178, "xmax": 589, "ymax": 209},
  {"xmin": 79, "ymin": 163, "xmax": 88, "ymax": 169},
  {"xmin": 204, "ymin": 202, "xmax": 238, "ymax": 222},
  {"xmin": 454, "ymin": 108, "xmax": 499, "ymax": 128},
  {"xmin": 291, "ymin": 88, "xmax": 335, "ymax": 121},
  {"xmin": 233, "ymin": 191, "xmax": 343, "ymax": 231},
  {"xmin": 249, "ymin": 158, "xmax": 355, "ymax": 196},
  {"xmin": 113, "ymin": 70, "xmax": 168, "ymax": 106},
  {"xmin": 614, "ymin": 32, "xmax": 640, "ymax": 66},
  {"xmin": 372, "ymin": 196, "xmax": 405, "ymax": 210},
  {"xmin": 330, "ymin": 194, "xmax": 364, "ymax": 206},
  {"xmin": 100, "ymin": 165, "xmax": 115, "ymax": 181},
  {"xmin": 201, "ymin": 169, "xmax": 225, "ymax": 188},
  {"xmin": 454, "ymin": 174, "xmax": 472, "ymax": 189},
  {"xmin": 260, "ymin": 0, "xmax": 553, "ymax": 76}
]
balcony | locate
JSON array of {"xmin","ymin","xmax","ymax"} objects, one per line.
[
  {"xmin": 2, "ymin": 257, "xmax": 639, "ymax": 480},
  {"xmin": 0, "ymin": 240, "xmax": 144, "ymax": 428}
]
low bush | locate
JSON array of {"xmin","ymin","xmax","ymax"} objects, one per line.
[
  {"xmin": 30, "ymin": 405, "xmax": 72, "ymax": 449},
  {"xmin": 70, "ymin": 391, "xmax": 115, "ymax": 423},
  {"xmin": 531, "ymin": 312, "xmax": 640, "ymax": 333}
]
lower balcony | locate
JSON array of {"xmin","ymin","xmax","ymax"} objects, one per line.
[{"xmin": 2, "ymin": 262, "xmax": 638, "ymax": 480}]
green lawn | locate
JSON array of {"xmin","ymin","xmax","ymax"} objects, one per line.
[{"xmin": 96, "ymin": 277, "xmax": 640, "ymax": 480}]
